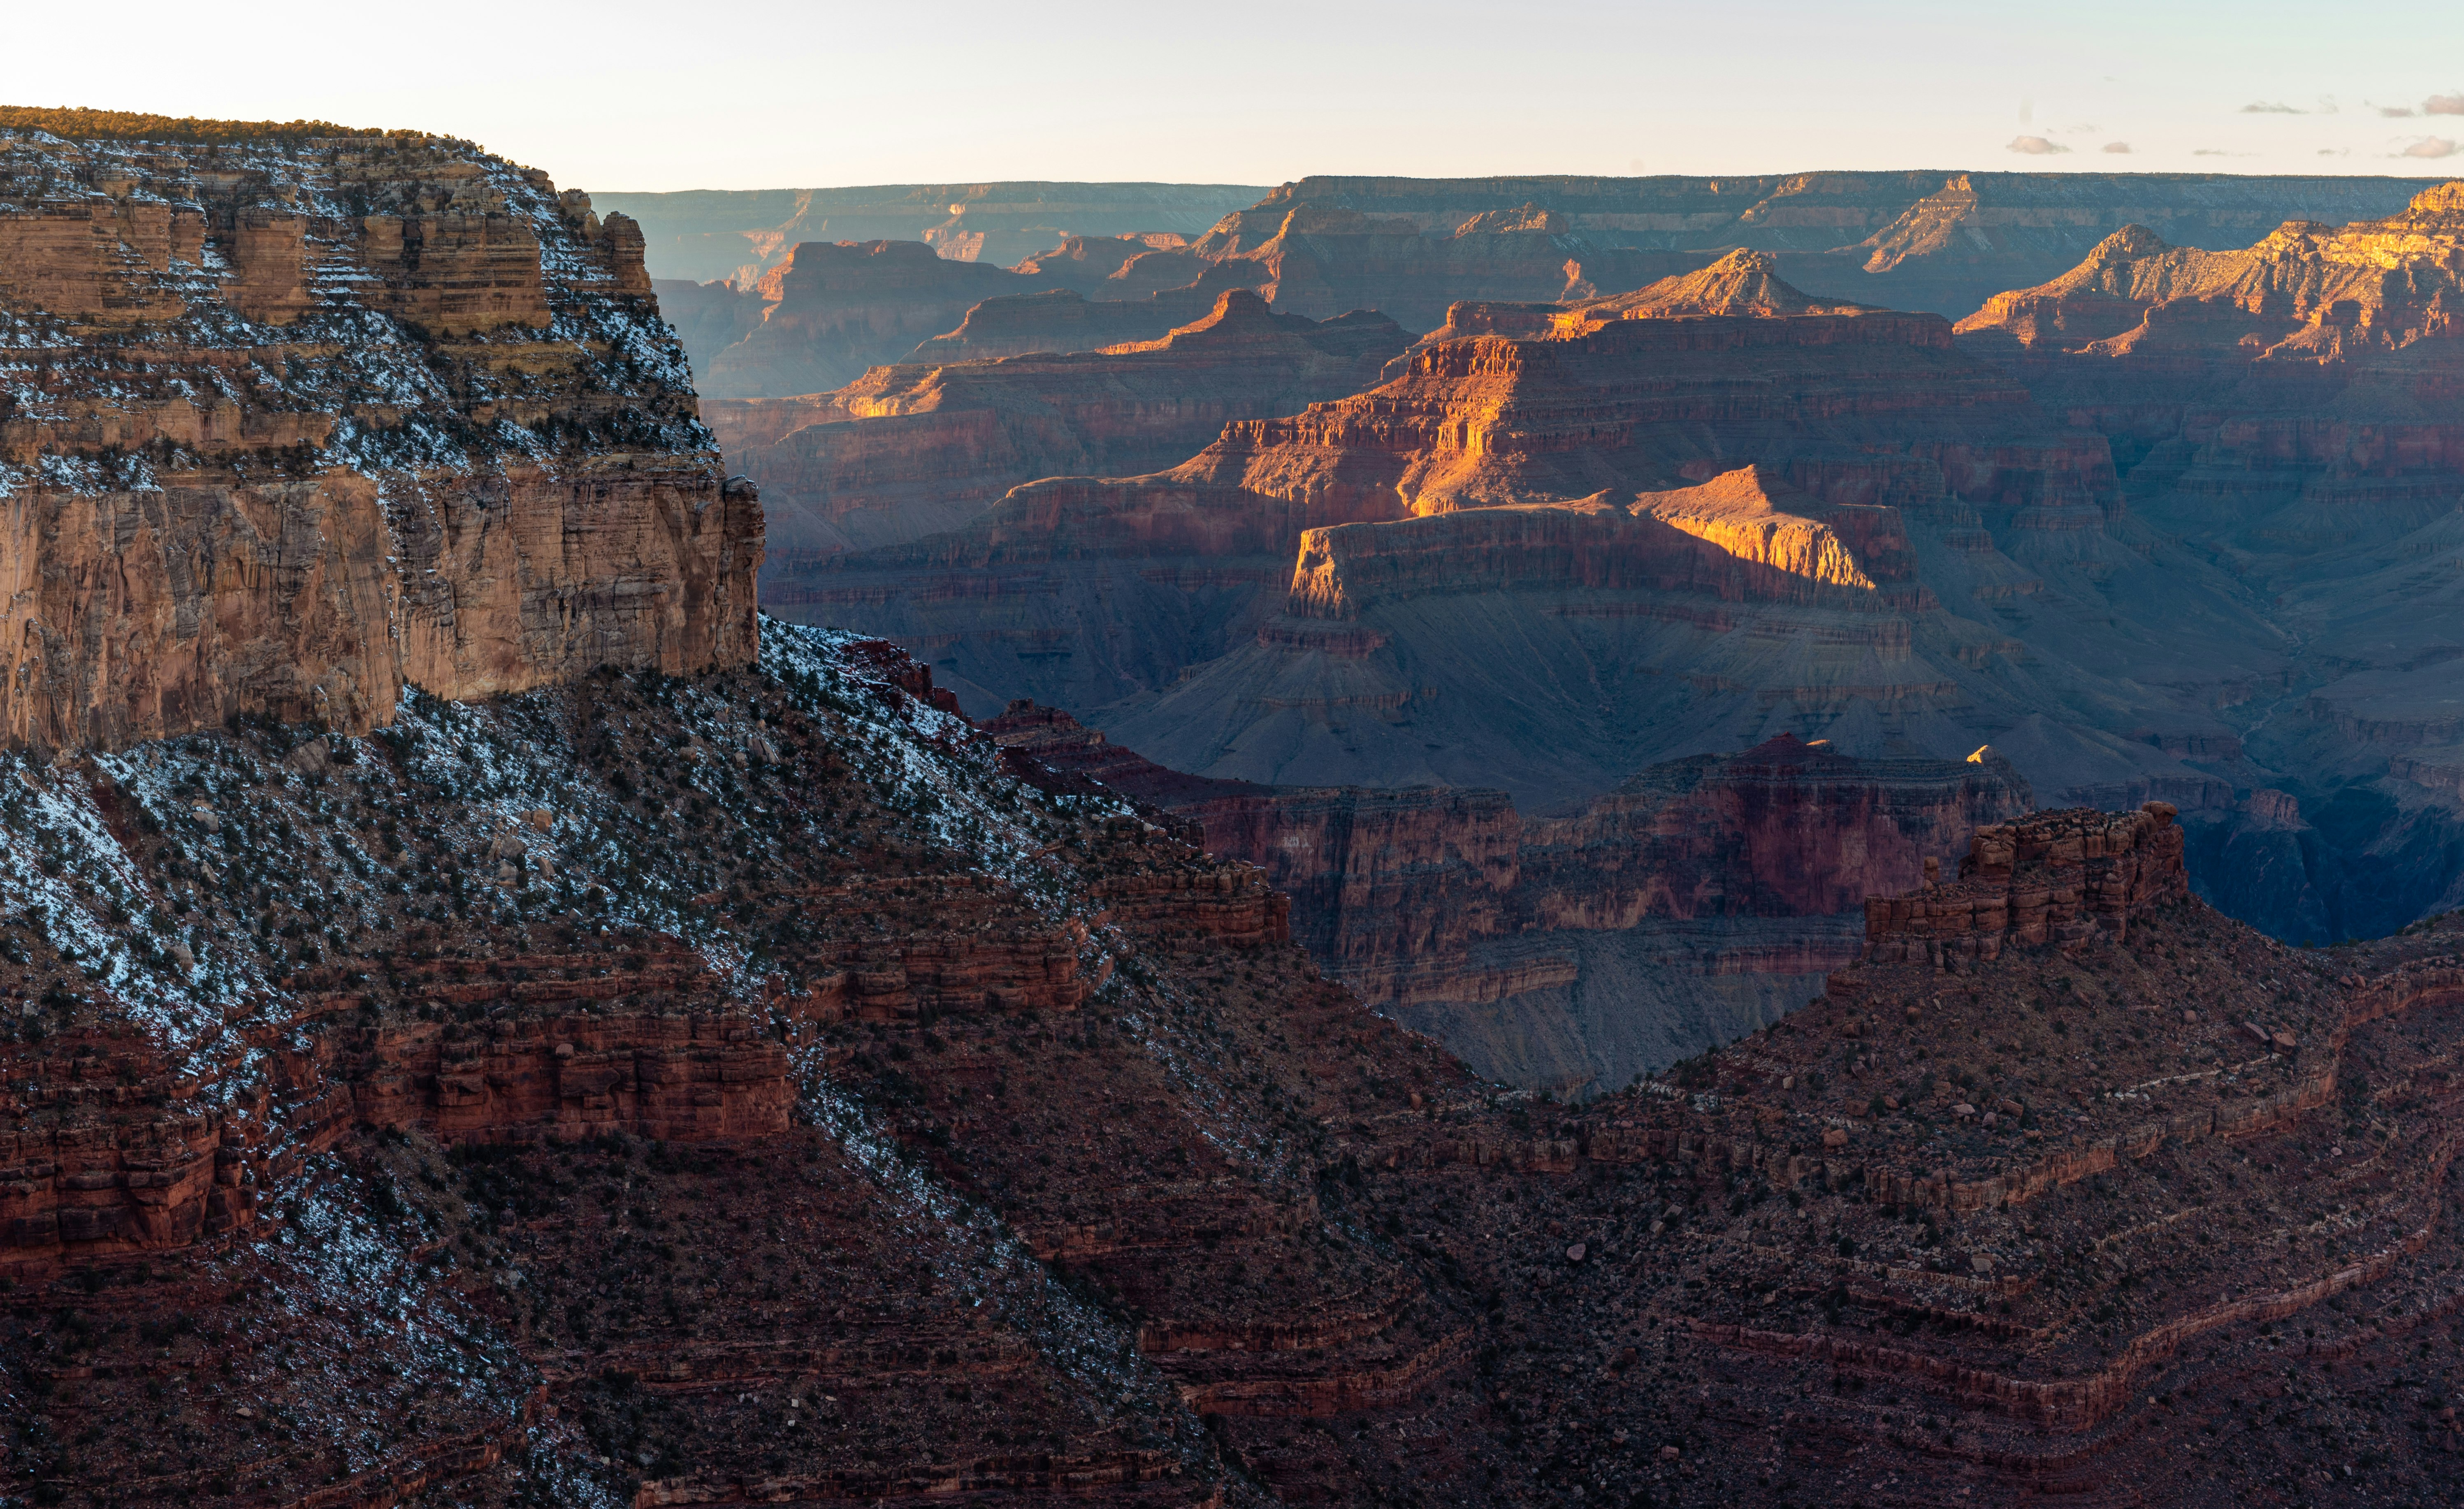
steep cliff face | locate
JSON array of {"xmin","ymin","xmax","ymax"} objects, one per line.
[
  {"xmin": 1956, "ymin": 182, "xmax": 2464, "ymax": 943},
  {"xmin": 708, "ymin": 290, "xmax": 1407, "ymax": 554},
  {"xmin": 1170, "ymin": 198, "xmax": 1719, "ymax": 331},
  {"xmin": 0, "ymin": 118, "xmax": 759, "ymax": 753}
]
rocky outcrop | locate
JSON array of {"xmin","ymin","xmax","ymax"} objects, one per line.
[
  {"xmin": 1176, "ymin": 198, "xmax": 1719, "ymax": 331},
  {"xmin": 1861, "ymin": 800, "xmax": 2189, "ymax": 962},
  {"xmin": 1202, "ymin": 172, "xmax": 2436, "ymax": 318},
  {"xmin": 7, "ymin": 605, "xmax": 2464, "ymax": 1506},
  {"xmin": 708, "ymin": 290, "xmax": 1406, "ymax": 553},
  {"xmin": 1409, "ymin": 248, "xmax": 1877, "ymax": 349},
  {"xmin": 903, "ymin": 260, "xmax": 1278, "ymax": 363},
  {"xmin": 1010, "ymin": 233, "xmax": 1207, "ymax": 297},
  {"xmin": 0, "ymin": 120, "xmax": 759, "ymax": 753},
  {"xmin": 1280, "ymin": 469, "xmax": 1906, "ymax": 621}
]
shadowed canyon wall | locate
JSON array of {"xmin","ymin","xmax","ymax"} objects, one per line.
[{"xmin": 1958, "ymin": 181, "xmax": 2464, "ymax": 942}]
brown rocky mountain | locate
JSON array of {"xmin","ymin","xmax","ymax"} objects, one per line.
[
  {"xmin": 681, "ymin": 239, "xmax": 1049, "ymax": 398},
  {"xmin": 990, "ymin": 702, "xmax": 2029, "ymax": 1094},
  {"xmin": 904, "ymin": 261, "xmax": 1279, "ymax": 364},
  {"xmin": 0, "ymin": 112, "xmax": 759, "ymax": 751},
  {"xmin": 656, "ymin": 175, "xmax": 2437, "ymax": 410},
  {"xmin": 1956, "ymin": 181, "xmax": 2464, "ymax": 943},
  {"xmin": 593, "ymin": 182, "xmax": 1268, "ymax": 284},
  {"xmin": 708, "ymin": 290, "xmax": 1407, "ymax": 554}
]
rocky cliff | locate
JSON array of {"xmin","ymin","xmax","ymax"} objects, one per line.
[
  {"xmin": 903, "ymin": 260, "xmax": 1278, "ymax": 364},
  {"xmin": 707, "ymin": 290, "xmax": 1407, "ymax": 554},
  {"xmin": 689, "ymin": 239, "xmax": 1047, "ymax": 398},
  {"xmin": 1203, "ymin": 172, "xmax": 2439, "ymax": 318},
  {"xmin": 0, "ymin": 114, "xmax": 759, "ymax": 753}
]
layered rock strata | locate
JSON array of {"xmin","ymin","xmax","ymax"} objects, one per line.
[
  {"xmin": 0, "ymin": 120, "xmax": 760, "ymax": 752},
  {"xmin": 1863, "ymin": 800, "xmax": 2190, "ymax": 962},
  {"xmin": 690, "ymin": 238, "xmax": 1047, "ymax": 398},
  {"xmin": 1200, "ymin": 172, "xmax": 2438, "ymax": 319},
  {"xmin": 709, "ymin": 290, "xmax": 1407, "ymax": 553},
  {"xmin": 782, "ymin": 296, "xmax": 2266, "ymax": 836}
]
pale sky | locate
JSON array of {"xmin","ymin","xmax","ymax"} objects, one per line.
[{"xmin": 8, "ymin": 0, "xmax": 2463, "ymax": 193}]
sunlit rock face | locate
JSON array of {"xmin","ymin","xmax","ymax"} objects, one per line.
[{"xmin": 0, "ymin": 114, "xmax": 761, "ymax": 752}]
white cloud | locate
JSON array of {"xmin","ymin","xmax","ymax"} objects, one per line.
[
  {"xmin": 2427, "ymin": 95, "xmax": 2464, "ymax": 116},
  {"xmin": 2241, "ymin": 102, "xmax": 2304, "ymax": 114},
  {"xmin": 2006, "ymin": 135, "xmax": 2068, "ymax": 155},
  {"xmin": 2382, "ymin": 106, "xmax": 2418, "ymax": 118},
  {"xmin": 2101, "ymin": 141, "xmax": 2132, "ymax": 154},
  {"xmin": 2401, "ymin": 136, "xmax": 2460, "ymax": 158}
]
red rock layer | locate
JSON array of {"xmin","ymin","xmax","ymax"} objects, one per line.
[{"xmin": 8, "ymin": 621, "xmax": 2464, "ymax": 1506}]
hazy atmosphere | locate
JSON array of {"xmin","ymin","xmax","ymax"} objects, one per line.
[{"xmin": 5, "ymin": 0, "xmax": 2463, "ymax": 187}]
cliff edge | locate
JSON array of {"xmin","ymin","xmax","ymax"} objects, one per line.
[{"xmin": 0, "ymin": 111, "xmax": 761, "ymax": 751}]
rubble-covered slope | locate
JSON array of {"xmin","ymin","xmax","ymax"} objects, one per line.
[{"xmin": 0, "ymin": 116, "xmax": 760, "ymax": 756}]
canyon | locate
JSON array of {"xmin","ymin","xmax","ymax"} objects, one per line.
[
  {"xmin": 595, "ymin": 182, "xmax": 1268, "ymax": 285},
  {"xmin": 641, "ymin": 173, "xmax": 2438, "ymax": 402},
  {"xmin": 778, "ymin": 273, "xmax": 2271, "ymax": 825},
  {"xmin": 7, "ymin": 107, "xmax": 2464, "ymax": 1509},
  {"xmin": 7, "ymin": 621, "xmax": 2463, "ymax": 1509}
]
